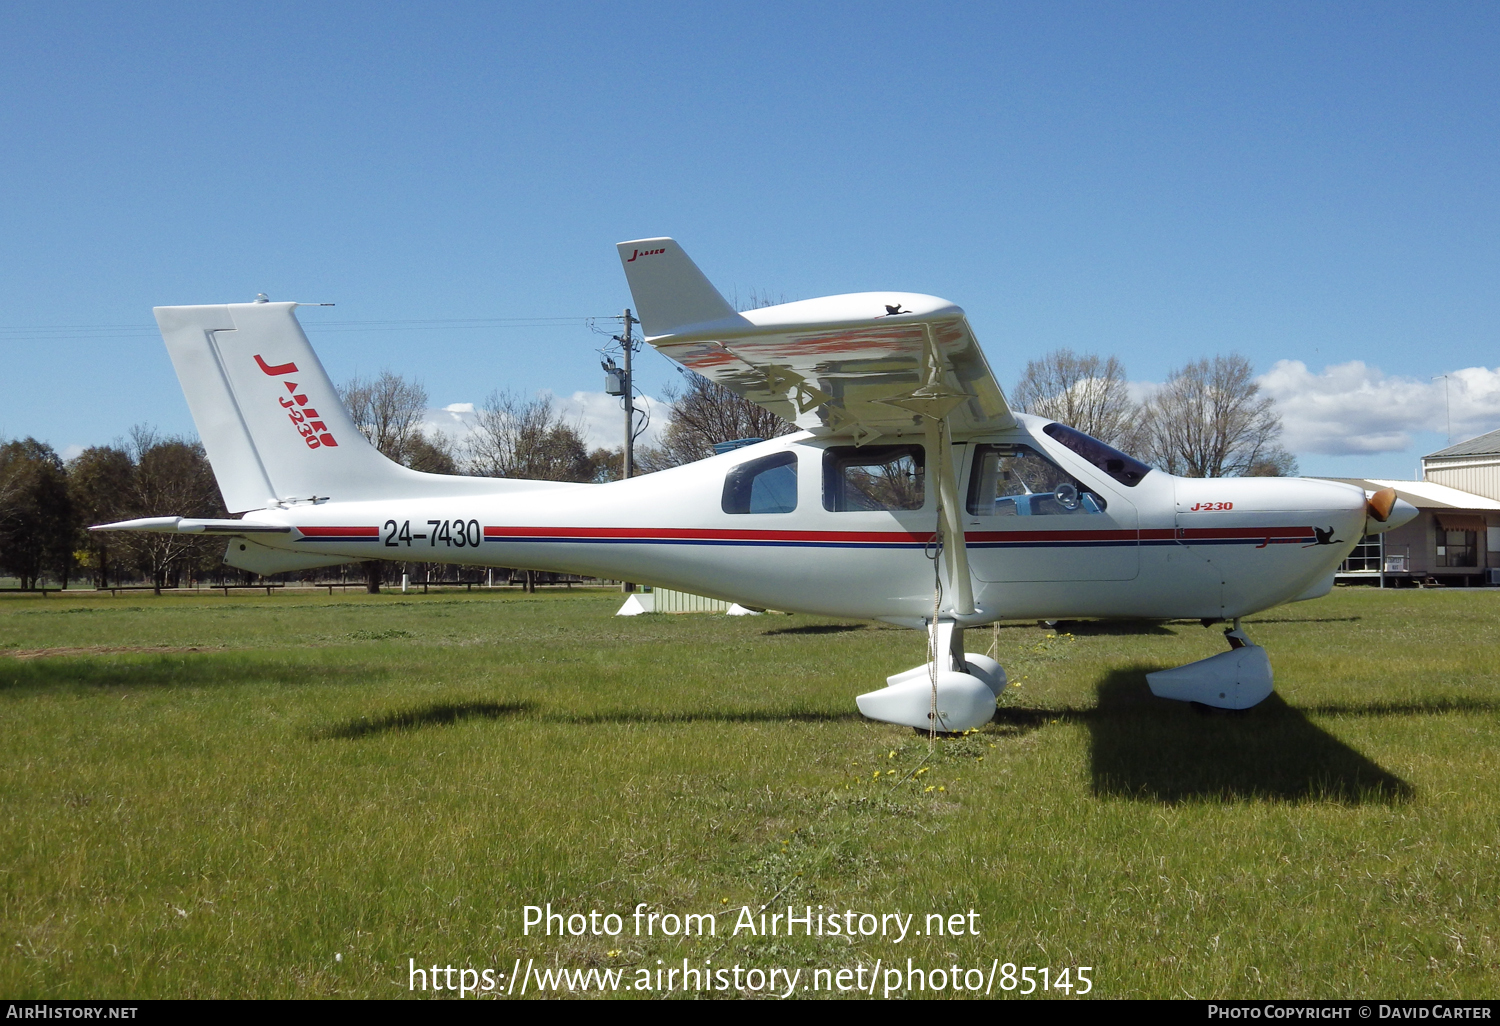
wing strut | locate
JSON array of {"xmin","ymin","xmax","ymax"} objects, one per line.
[{"xmin": 878, "ymin": 326, "xmax": 975, "ymax": 617}]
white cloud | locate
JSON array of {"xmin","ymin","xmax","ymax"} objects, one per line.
[
  {"xmin": 1255, "ymin": 360, "xmax": 1500, "ymax": 456},
  {"xmin": 60, "ymin": 444, "xmax": 84, "ymax": 461},
  {"xmin": 553, "ymin": 390, "xmax": 668, "ymax": 450},
  {"xmin": 419, "ymin": 405, "xmax": 481, "ymax": 447},
  {"xmin": 420, "ymin": 391, "xmax": 669, "ymax": 454}
]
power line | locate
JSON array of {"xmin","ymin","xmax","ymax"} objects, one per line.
[{"xmin": 0, "ymin": 314, "xmax": 619, "ymax": 344}]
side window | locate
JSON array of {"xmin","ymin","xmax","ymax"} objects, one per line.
[
  {"xmin": 822, "ymin": 445, "xmax": 925, "ymax": 512},
  {"xmin": 722, "ymin": 451, "xmax": 798, "ymax": 514},
  {"xmin": 967, "ymin": 444, "xmax": 1107, "ymax": 516}
]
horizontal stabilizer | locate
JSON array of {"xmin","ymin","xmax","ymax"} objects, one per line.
[{"xmin": 91, "ymin": 517, "xmax": 291, "ymax": 535}]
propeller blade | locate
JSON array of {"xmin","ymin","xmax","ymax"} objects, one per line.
[{"xmin": 1367, "ymin": 487, "xmax": 1398, "ymax": 523}]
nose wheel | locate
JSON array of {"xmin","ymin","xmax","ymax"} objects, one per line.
[{"xmin": 1145, "ymin": 618, "xmax": 1274, "ymax": 710}]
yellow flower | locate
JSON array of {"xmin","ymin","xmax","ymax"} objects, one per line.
[{"xmin": 923, "ymin": 786, "xmax": 934, "ymax": 793}]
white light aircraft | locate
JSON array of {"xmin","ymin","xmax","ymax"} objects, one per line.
[{"xmin": 95, "ymin": 239, "xmax": 1417, "ymax": 732}]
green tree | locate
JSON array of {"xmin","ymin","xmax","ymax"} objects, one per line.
[
  {"xmin": 0, "ymin": 438, "xmax": 76, "ymax": 590},
  {"xmin": 1012, "ymin": 349, "xmax": 1140, "ymax": 451},
  {"xmin": 67, "ymin": 445, "xmax": 136, "ymax": 587},
  {"xmin": 116, "ymin": 428, "xmax": 226, "ymax": 594},
  {"xmin": 635, "ymin": 372, "xmax": 796, "ymax": 473},
  {"xmin": 1137, "ymin": 354, "xmax": 1298, "ymax": 478},
  {"xmin": 403, "ymin": 432, "xmax": 459, "ymax": 475},
  {"xmin": 467, "ymin": 391, "xmax": 606, "ymax": 482}
]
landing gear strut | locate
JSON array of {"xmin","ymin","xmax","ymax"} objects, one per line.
[{"xmin": 1146, "ymin": 617, "xmax": 1274, "ymax": 710}]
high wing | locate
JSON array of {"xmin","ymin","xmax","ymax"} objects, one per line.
[{"xmin": 617, "ymin": 238, "xmax": 1015, "ymax": 443}]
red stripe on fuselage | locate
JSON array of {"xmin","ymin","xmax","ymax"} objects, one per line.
[
  {"xmin": 293, "ymin": 525, "xmax": 1319, "ymax": 545},
  {"xmin": 481, "ymin": 526, "xmax": 932, "ymax": 543},
  {"xmin": 968, "ymin": 529, "xmax": 1138, "ymax": 543},
  {"xmin": 1177, "ymin": 526, "xmax": 1315, "ymax": 540},
  {"xmin": 481, "ymin": 525, "xmax": 1321, "ymax": 544}
]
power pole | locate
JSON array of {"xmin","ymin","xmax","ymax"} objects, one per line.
[
  {"xmin": 619, "ymin": 308, "xmax": 637, "ymax": 595},
  {"xmin": 622, "ymin": 308, "xmax": 636, "ymax": 480}
]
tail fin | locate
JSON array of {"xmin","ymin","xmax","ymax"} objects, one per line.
[
  {"xmin": 155, "ymin": 301, "xmax": 414, "ymax": 511},
  {"xmin": 615, "ymin": 238, "xmax": 748, "ymax": 337}
]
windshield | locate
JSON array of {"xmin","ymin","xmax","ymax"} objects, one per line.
[{"xmin": 1041, "ymin": 422, "xmax": 1152, "ymax": 487}]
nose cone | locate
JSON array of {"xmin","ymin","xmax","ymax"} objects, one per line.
[{"xmin": 1368, "ymin": 497, "xmax": 1418, "ymax": 535}]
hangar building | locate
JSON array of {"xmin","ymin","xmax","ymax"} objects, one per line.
[
  {"xmin": 1328, "ymin": 427, "xmax": 1500, "ymax": 587},
  {"xmin": 1421, "ymin": 426, "xmax": 1500, "ymax": 502}
]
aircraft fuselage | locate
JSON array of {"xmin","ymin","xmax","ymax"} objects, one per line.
[{"xmin": 231, "ymin": 416, "xmax": 1369, "ymax": 627}]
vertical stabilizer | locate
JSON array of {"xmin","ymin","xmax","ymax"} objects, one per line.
[{"xmin": 155, "ymin": 301, "xmax": 405, "ymax": 511}]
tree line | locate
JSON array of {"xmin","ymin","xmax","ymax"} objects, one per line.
[
  {"xmin": 1011, "ymin": 349, "xmax": 1297, "ymax": 477},
  {"xmin": 0, "ymin": 428, "xmax": 225, "ymax": 592},
  {"xmin": 0, "ymin": 375, "xmax": 624, "ymax": 592},
  {"xmin": 635, "ymin": 348, "xmax": 1296, "ymax": 478},
  {"xmin": 0, "ymin": 347, "xmax": 1294, "ymax": 589}
]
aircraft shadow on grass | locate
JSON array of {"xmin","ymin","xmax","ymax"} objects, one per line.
[
  {"xmin": 995, "ymin": 667, "xmax": 1417, "ymax": 805},
  {"xmin": 1241, "ymin": 616, "xmax": 1363, "ymax": 625},
  {"xmin": 0, "ymin": 653, "xmax": 394, "ymax": 692},
  {"xmin": 761, "ymin": 624, "xmax": 868, "ymax": 636},
  {"xmin": 1045, "ymin": 616, "xmax": 1361, "ymax": 636},
  {"xmin": 1045, "ymin": 619, "xmax": 1177, "ymax": 637},
  {"xmin": 319, "ymin": 701, "xmax": 532, "ymax": 739},
  {"xmin": 319, "ymin": 701, "xmax": 865, "ymax": 739}
]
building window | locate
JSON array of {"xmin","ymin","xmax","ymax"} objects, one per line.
[
  {"xmin": 1341, "ymin": 534, "xmax": 1381, "ymax": 572},
  {"xmin": 1437, "ymin": 529, "xmax": 1478, "ymax": 568}
]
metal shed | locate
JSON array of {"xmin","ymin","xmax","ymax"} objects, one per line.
[{"xmin": 1422, "ymin": 427, "xmax": 1500, "ymax": 502}]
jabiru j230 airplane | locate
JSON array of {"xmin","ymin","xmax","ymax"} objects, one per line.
[{"xmin": 94, "ymin": 238, "xmax": 1417, "ymax": 733}]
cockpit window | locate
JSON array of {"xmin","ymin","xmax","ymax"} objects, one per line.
[
  {"xmin": 1041, "ymin": 422, "xmax": 1152, "ymax": 487},
  {"xmin": 967, "ymin": 443, "xmax": 1107, "ymax": 517},
  {"xmin": 722, "ymin": 451, "xmax": 798, "ymax": 514},
  {"xmin": 822, "ymin": 445, "xmax": 925, "ymax": 511}
]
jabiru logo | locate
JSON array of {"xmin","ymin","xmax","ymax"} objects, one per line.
[
  {"xmin": 255, "ymin": 355, "xmax": 338, "ymax": 450},
  {"xmin": 626, "ymin": 247, "xmax": 666, "ymax": 262}
]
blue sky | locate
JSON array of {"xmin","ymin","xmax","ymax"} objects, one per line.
[{"xmin": 2, "ymin": 1, "xmax": 1497, "ymax": 478}]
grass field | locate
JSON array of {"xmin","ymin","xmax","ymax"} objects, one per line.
[{"xmin": 1, "ymin": 586, "xmax": 1497, "ymax": 999}]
